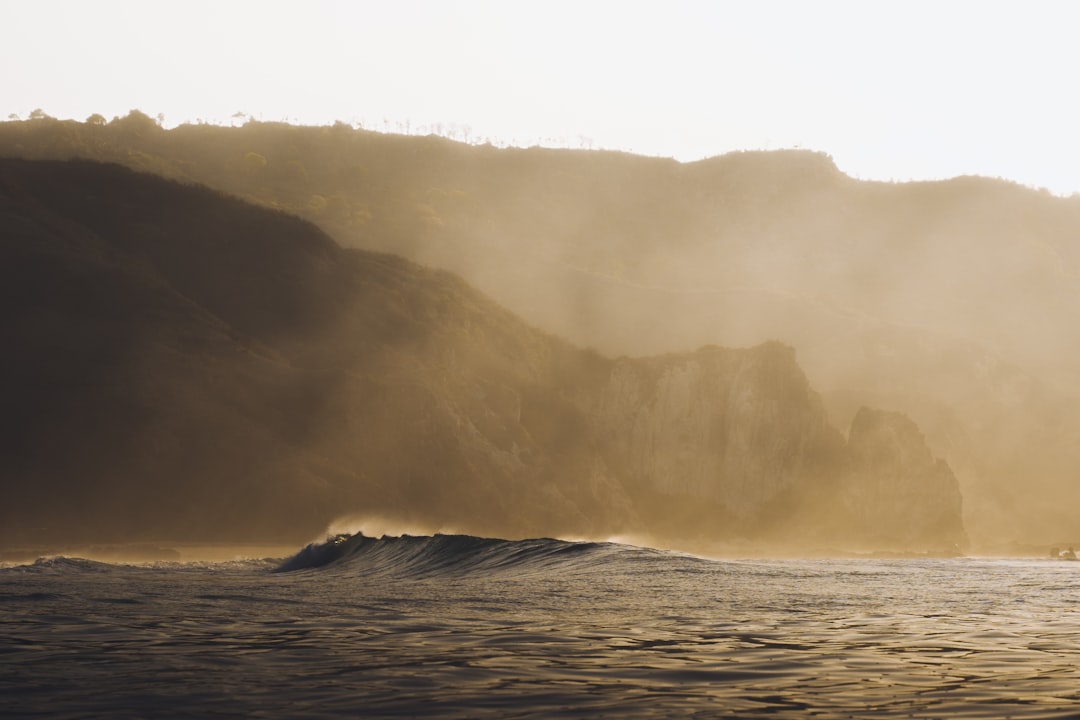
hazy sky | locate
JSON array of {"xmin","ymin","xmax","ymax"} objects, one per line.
[{"xmin": 5, "ymin": 0, "xmax": 1080, "ymax": 194}]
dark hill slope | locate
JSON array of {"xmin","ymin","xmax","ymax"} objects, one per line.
[
  {"xmin": 0, "ymin": 158, "xmax": 607, "ymax": 545},
  {"xmin": 2, "ymin": 160, "xmax": 379, "ymax": 542},
  {"xmin": 0, "ymin": 159, "xmax": 963, "ymax": 553}
]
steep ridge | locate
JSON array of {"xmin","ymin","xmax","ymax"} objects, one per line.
[
  {"xmin": 0, "ymin": 159, "xmax": 372, "ymax": 543},
  {"xmin": 0, "ymin": 159, "xmax": 962, "ymax": 553},
  {"xmin": 0, "ymin": 158, "xmax": 609, "ymax": 545}
]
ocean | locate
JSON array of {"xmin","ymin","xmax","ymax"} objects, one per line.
[{"xmin": 3, "ymin": 533, "xmax": 1080, "ymax": 719}]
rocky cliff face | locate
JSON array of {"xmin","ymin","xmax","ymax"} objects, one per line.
[
  {"xmin": 838, "ymin": 408, "xmax": 967, "ymax": 550},
  {"xmin": 584, "ymin": 345, "xmax": 964, "ymax": 551},
  {"xmin": 591, "ymin": 343, "xmax": 842, "ymax": 517}
]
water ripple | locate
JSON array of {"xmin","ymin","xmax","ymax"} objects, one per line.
[{"xmin": 2, "ymin": 544, "xmax": 1080, "ymax": 717}]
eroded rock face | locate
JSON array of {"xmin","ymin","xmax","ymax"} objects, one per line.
[
  {"xmin": 840, "ymin": 407, "xmax": 967, "ymax": 549},
  {"xmin": 586, "ymin": 344, "xmax": 966, "ymax": 551},
  {"xmin": 592, "ymin": 342, "xmax": 843, "ymax": 518}
]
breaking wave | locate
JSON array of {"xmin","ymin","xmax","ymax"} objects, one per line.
[
  {"xmin": 7, "ymin": 556, "xmax": 119, "ymax": 573},
  {"xmin": 274, "ymin": 532, "xmax": 660, "ymax": 576}
]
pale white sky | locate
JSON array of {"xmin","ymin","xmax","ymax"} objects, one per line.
[{"xmin": 4, "ymin": 0, "xmax": 1080, "ymax": 194}]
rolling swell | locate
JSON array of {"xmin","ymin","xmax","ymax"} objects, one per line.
[
  {"xmin": 8, "ymin": 557, "xmax": 119, "ymax": 573},
  {"xmin": 273, "ymin": 533, "xmax": 636, "ymax": 576}
]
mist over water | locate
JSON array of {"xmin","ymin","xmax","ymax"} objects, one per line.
[{"xmin": 4, "ymin": 534, "xmax": 1080, "ymax": 719}]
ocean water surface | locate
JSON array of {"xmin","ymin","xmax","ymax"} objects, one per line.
[{"xmin": 3, "ymin": 534, "xmax": 1080, "ymax": 718}]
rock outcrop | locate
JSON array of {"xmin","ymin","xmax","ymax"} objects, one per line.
[
  {"xmin": 585, "ymin": 345, "xmax": 965, "ymax": 551},
  {"xmin": 592, "ymin": 343, "xmax": 842, "ymax": 518},
  {"xmin": 839, "ymin": 407, "xmax": 967, "ymax": 550}
]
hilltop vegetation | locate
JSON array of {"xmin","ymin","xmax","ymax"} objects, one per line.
[{"xmin": 3, "ymin": 113, "xmax": 1080, "ymax": 547}]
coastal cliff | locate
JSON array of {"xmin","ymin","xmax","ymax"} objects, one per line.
[
  {"xmin": 592, "ymin": 343, "xmax": 841, "ymax": 517},
  {"xmin": 839, "ymin": 407, "xmax": 967, "ymax": 549},
  {"xmin": 585, "ymin": 344, "xmax": 964, "ymax": 550}
]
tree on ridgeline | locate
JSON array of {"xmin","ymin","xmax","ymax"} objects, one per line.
[{"xmin": 109, "ymin": 109, "xmax": 161, "ymax": 139}]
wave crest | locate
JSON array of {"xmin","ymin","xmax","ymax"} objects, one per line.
[
  {"xmin": 2, "ymin": 556, "xmax": 118, "ymax": 573},
  {"xmin": 274, "ymin": 533, "xmax": 635, "ymax": 576}
]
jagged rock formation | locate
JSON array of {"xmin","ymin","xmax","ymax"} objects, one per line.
[
  {"xmin": 0, "ymin": 158, "xmax": 964, "ymax": 553},
  {"xmin": 592, "ymin": 344, "xmax": 842, "ymax": 517},
  {"xmin": 584, "ymin": 346, "xmax": 965, "ymax": 551},
  {"xmin": 839, "ymin": 408, "xmax": 967, "ymax": 549}
]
